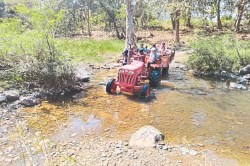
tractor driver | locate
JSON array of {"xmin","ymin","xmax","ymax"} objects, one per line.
[{"xmin": 135, "ymin": 48, "xmax": 146, "ymax": 62}]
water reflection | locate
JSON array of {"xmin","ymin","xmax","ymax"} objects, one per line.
[{"xmin": 53, "ymin": 115, "xmax": 101, "ymax": 142}]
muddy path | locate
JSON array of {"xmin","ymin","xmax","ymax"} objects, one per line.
[{"xmin": 0, "ymin": 55, "xmax": 250, "ymax": 165}]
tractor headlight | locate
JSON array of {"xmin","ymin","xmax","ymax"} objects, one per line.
[
  {"xmin": 128, "ymin": 71, "xmax": 134, "ymax": 75},
  {"xmin": 120, "ymin": 70, "xmax": 125, "ymax": 73}
]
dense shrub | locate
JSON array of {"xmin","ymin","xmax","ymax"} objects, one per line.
[
  {"xmin": 187, "ymin": 35, "xmax": 250, "ymax": 74},
  {"xmin": 21, "ymin": 37, "xmax": 76, "ymax": 93}
]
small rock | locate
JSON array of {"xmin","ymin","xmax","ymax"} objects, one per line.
[
  {"xmin": 230, "ymin": 83, "xmax": 247, "ymax": 90},
  {"xmin": 13, "ymin": 156, "xmax": 20, "ymax": 161},
  {"xmin": 189, "ymin": 150, "xmax": 198, "ymax": 156},
  {"xmin": 68, "ymin": 149, "xmax": 75, "ymax": 157},
  {"xmin": 156, "ymin": 144, "xmax": 163, "ymax": 149},
  {"xmin": 102, "ymin": 66, "xmax": 110, "ymax": 70},
  {"xmin": 124, "ymin": 141, "xmax": 129, "ymax": 146},
  {"xmin": 132, "ymin": 155, "xmax": 138, "ymax": 159},
  {"xmin": 71, "ymin": 133, "xmax": 77, "ymax": 137},
  {"xmin": 114, "ymin": 63, "xmax": 121, "ymax": 67},
  {"xmin": 180, "ymin": 147, "xmax": 189, "ymax": 155},
  {"xmin": 197, "ymin": 143, "xmax": 204, "ymax": 147},
  {"xmin": 114, "ymin": 149, "xmax": 122, "ymax": 156},
  {"xmin": 237, "ymin": 77, "xmax": 248, "ymax": 84},
  {"xmin": 99, "ymin": 82, "xmax": 106, "ymax": 86},
  {"xmin": 19, "ymin": 99, "xmax": 36, "ymax": 107},
  {"xmin": 239, "ymin": 65, "xmax": 250, "ymax": 76},
  {"xmin": 0, "ymin": 95, "xmax": 6, "ymax": 103},
  {"xmin": 104, "ymin": 128, "xmax": 110, "ymax": 132},
  {"xmin": 158, "ymin": 141, "xmax": 165, "ymax": 146},
  {"xmin": 221, "ymin": 71, "xmax": 229, "ymax": 77},
  {"xmin": 162, "ymin": 145, "xmax": 168, "ymax": 150},
  {"xmin": 115, "ymin": 141, "xmax": 123, "ymax": 148},
  {"xmin": 243, "ymin": 74, "xmax": 250, "ymax": 80}
]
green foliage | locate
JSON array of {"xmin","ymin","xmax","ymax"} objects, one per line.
[
  {"xmin": 148, "ymin": 19, "xmax": 162, "ymax": 28},
  {"xmin": 23, "ymin": 37, "xmax": 76, "ymax": 92},
  {"xmin": 14, "ymin": 2, "xmax": 64, "ymax": 32},
  {"xmin": 221, "ymin": 16, "xmax": 234, "ymax": 29},
  {"xmin": 187, "ymin": 35, "xmax": 250, "ymax": 74},
  {"xmin": 56, "ymin": 39, "xmax": 124, "ymax": 62}
]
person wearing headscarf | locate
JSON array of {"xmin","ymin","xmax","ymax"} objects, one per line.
[{"xmin": 149, "ymin": 48, "xmax": 159, "ymax": 63}]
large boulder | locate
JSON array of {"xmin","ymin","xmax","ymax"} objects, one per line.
[
  {"xmin": 4, "ymin": 90, "xmax": 20, "ymax": 102},
  {"xmin": 75, "ymin": 68, "xmax": 90, "ymax": 82},
  {"xmin": 129, "ymin": 126, "xmax": 164, "ymax": 148},
  {"xmin": 239, "ymin": 65, "xmax": 250, "ymax": 76}
]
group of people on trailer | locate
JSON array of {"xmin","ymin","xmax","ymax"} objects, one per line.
[{"xmin": 122, "ymin": 42, "xmax": 172, "ymax": 66}]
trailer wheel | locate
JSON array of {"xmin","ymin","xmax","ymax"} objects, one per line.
[
  {"xmin": 149, "ymin": 69, "xmax": 161, "ymax": 88},
  {"xmin": 106, "ymin": 79, "xmax": 117, "ymax": 94},
  {"xmin": 140, "ymin": 84, "xmax": 150, "ymax": 97}
]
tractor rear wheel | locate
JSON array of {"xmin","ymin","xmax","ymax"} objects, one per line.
[
  {"xmin": 162, "ymin": 67, "xmax": 169, "ymax": 76},
  {"xmin": 140, "ymin": 84, "xmax": 150, "ymax": 97},
  {"xmin": 106, "ymin": 79, "xmax": 117, "ymax": 94},
  {"xmin": 149, "ymin": 69, "xmax": 161, "ymax": 88}
]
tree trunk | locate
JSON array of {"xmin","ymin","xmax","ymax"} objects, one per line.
[
  {"xmin": 125, "ymin": 0, "xmax": 136, "ymax": 64},
  {"xmin": 80, "ymin": 10, "xmax": 85, "ymax": 34},
  {"xmin": 86, "ymin": 0, "xmax": 91, "ymax": 37},
  {"xmin": 171, "ymin": 14, "xmax": 175, "ymax": 30},
  {"xmin": 174, "ymin": 10, "xmax": 180, "ymax": 45},
  {"xmin": 125, "ymin": 0, "xmax": 135, "ymax": 48},
  {"xmin": 185, "ymin": 0, "xmax": 192, "ymax": 28},
  {"xmin": 185, "ymin": 16, "xmax": 192, "ymax": 28},
  {"xmin": 234, "ymin": 0, "xmax": 245, "ymax": 32},
  {"xmin": 113, "ymin": 21, "xmax": 121, "ymax": 39},
  {"xmin": 185, "ymin": 6, "xmax": 192, "ymax": 28},
  {"xmin": 216, "ymin": 0, "xmax": 222, "ymax": 30},
  {"xmin": 0, "ymin": 1, "xmax": 4, "ymax": 18}
]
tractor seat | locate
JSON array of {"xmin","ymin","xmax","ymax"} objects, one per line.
[{"xmin": 120, "ymin": 60, "xmax": 144, "ymax": 71}]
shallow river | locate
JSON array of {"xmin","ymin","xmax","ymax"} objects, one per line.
[{"xmin": 23, "ymin": 66, "xmax": 250, "ymax": 165}]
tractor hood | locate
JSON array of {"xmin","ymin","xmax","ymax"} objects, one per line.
[{"xmin": 120, "ymin": 60, "xmax": 144, "ymax": 71}]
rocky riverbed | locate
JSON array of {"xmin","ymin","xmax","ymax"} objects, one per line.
[{"xmin": 0, "ymin": 59, "xmax": 250, "ymax": 166}]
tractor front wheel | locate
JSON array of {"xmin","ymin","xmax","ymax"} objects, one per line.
[
  {"xmin": 106, "ymin": 79, "xmax": 117, "ymax": 94},
  {"xmin": 149, "ymin": 69, "xmax": 161, "ymax": 88}
]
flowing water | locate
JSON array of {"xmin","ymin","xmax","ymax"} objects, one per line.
[{"xmin": 22, "ymin": 66, "xmax": 250, "ymax": 165}]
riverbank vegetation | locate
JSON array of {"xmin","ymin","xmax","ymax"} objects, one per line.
[{"xmin": 187, "ymin": 35, "xmax": 250, "ymax": 74}]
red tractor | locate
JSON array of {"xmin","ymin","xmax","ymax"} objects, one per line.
[{"xmin": 106, "ymin": 48, "xmax": 175, "ymax": 97}]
